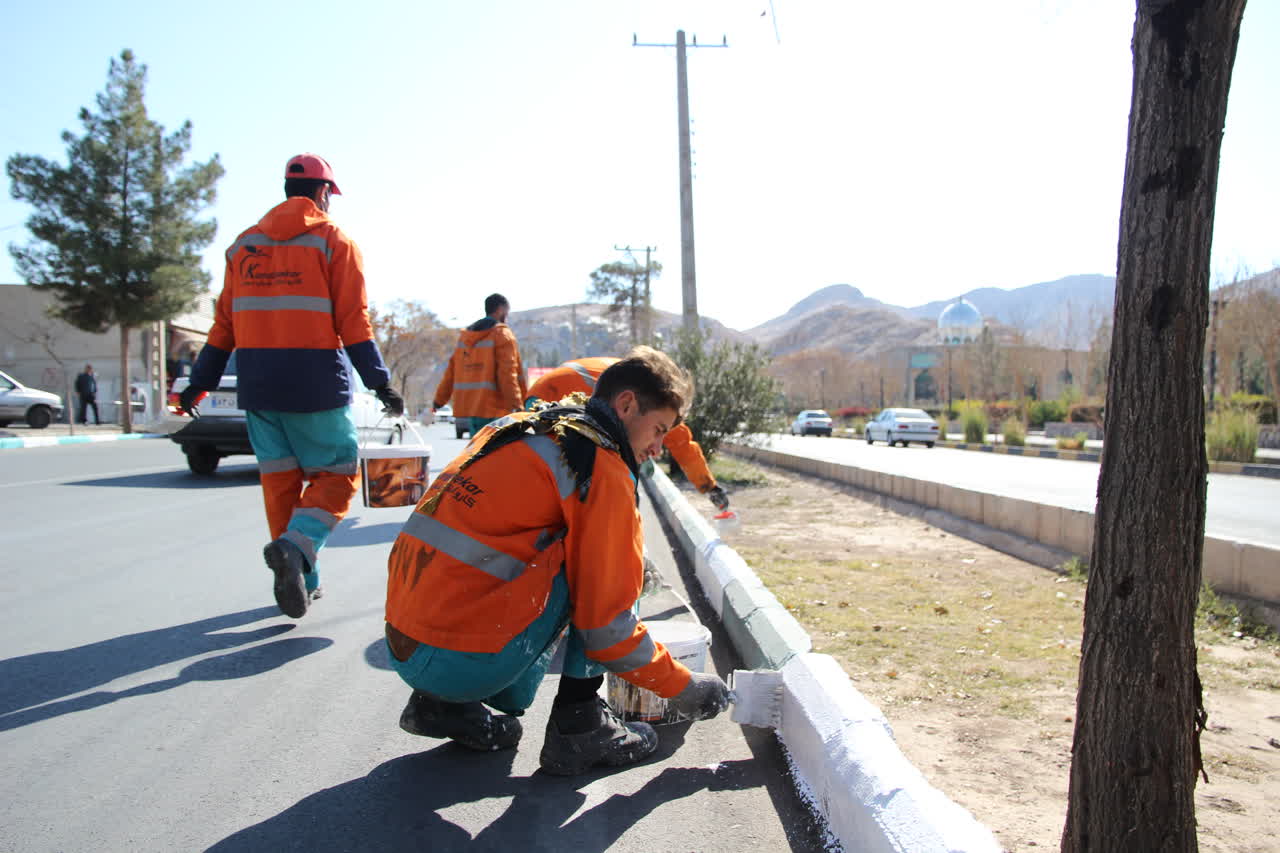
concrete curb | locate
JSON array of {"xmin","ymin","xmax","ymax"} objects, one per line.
[
  {"xmin": 643, "ymin": 467, "xmax": 1001, "ymax": 853},
  {"xmin": 729, "ymin": 443, "xmax": 1280, "ymax": 620},
  {"xmin": 0, "ymin": 432, "xmax": 166, "ymax": 450}
]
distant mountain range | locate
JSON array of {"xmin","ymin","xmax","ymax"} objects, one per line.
[{"xmin": 507, "ymin": 272, "xmax": 1132, "ymax": 365}]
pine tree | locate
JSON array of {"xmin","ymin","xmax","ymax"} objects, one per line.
[{"xmin": 7, "ymin": 49, "xmax": 224, "ymax": 433}]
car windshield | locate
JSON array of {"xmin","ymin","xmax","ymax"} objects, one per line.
[
  {"xmin": 802, "ymin": 411, "xmax": 830, "ymax": 419},
  {"xmin": 894, "ymin": 409, "xmax": 931, "ymax": 419}
]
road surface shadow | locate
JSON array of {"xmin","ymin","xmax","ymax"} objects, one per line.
[
  {"xmin": 0, "ymin": 606, "xmax": 290, "ymax": 716},
  {"xmin": 0, "ymin": 636, "xmax": 331, "ymax": 732},
  {"xmin": 63, "ymin": 464, "xmax": 260, "ymax": 489},
  {"xmin": 209, "ymin": 744, "xmax": 764, "ymax": 852},
  {"xmin": 327, "ymin": 518, "xmax": 404, "ymax": 548}
]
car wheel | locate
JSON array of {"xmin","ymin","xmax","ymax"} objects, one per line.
[
  {"xmin": 26, "ymin": 406, "xmax": 52, "ymax": 429},
  {"xmin": 186, "ymin": 446, "xmax": 220, "ymax": 475},
  {"xmin": 925, "ymin": 442, "xmax": 934, "ymax": 448},
  {"xmin": 0, "ymin": 420, "xmax": 10, "ymax": 428},
  {"xmin": 866, "ymin": 432, "xmax": 873, "ymax": 444}
]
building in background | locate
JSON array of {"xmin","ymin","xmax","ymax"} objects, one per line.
[{"xmin": 0, "ymin": 283, "xmax": 214, "ymax": 424}]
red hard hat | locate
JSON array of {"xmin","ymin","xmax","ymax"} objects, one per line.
[{"xmin": 284, "ymin": 153, "xmax": 342, "ymax": 195}]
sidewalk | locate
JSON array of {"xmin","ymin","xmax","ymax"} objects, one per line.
[{"xmin": 0, "ymin": 421, "xmax": 165, "ymax": 449}]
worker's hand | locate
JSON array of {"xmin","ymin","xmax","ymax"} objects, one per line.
[
  {"xmin": 667, "ymin": 672, "xmax": 731, "ymax": 721},
  {"xmin": 707, "ymin": 486, "xmax": 730, "ymax": 511},
  {"xmin": 641, "ymin": 553, "xmax": 664, "ymax": 597},
  {"xmin": 374, "ymin": 385, "xmax": 404, "ymax": 417},
  {"xmin": 178, "ymin": 386, "xmax": 205, "ymax": 418}
]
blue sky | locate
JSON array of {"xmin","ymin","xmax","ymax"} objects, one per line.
[{"xmin": 2, "ymin": 0, "xmax": 1276, "ymax": 331}]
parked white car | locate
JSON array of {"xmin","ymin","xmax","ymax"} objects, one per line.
[
  {"xmin": 790, "ymin": 410, "xmax": 833, "ymax": 436},
  {"xmin": 0, "ymin": 369, "xmax": 63, "ymax": 429},
  {"xmin": 865, "ymin": 407, "xmax": 940, "ymax": 447},
  {"xmin": 163, "ymin": 353, "xmax": 407, "ymax": 474}
]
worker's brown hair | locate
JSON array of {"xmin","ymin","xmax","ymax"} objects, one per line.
[{"xmin": 593, "ymin": 346, "xmax": 693, "ymax": 423}]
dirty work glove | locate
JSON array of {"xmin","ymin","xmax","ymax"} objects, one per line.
[
  {"xmin": 641, "ymin": 554, "xmax": 664, "ymax": 597},
  {"xmin": 667, "ymin": 672, "xmax": 731, "ymax": 722},
  {"xmin": 178, "ymin": 385, "xmax": 205, "ymax": 418},
  {"xmin": 374, "ymin": 385, "xmax": 405, "ymax": 417},
  {"xmin": 707, "ymin": 486, "xmax": 730, "ymax": 511}
]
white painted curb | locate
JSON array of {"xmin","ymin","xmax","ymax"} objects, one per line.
[{"xmin": 644, "ymin": 466, "xmax": 1001, "ymax": 853}]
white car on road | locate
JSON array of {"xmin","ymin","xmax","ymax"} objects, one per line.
[
  {"xmin": 164, "ymin": 353, "xmax": 406, "ymax": 474},
  {"xmin": 865, "ymin": 407, "xmax": 940, "ymax": 447},
  {"xmin": 0, "ymin": 369, "xmax": 63, "ymax": 429}
]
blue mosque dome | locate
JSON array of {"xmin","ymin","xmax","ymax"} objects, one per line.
[{"xmin": 938, "ymin": 298, "xmax": 983, "ymax": 345}]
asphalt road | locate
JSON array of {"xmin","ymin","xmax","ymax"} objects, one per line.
[
  {"xmin": 0, "ymin": 424, "xmax": 830, "ymax": 853},
  {"xmin": 762, "ymin": 434, "xmax": 1280, "ymax": 548}
]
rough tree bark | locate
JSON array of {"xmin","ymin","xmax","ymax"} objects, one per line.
[{"xmin": 1062, "ymin": 2, "xmax": 1246, "ymax": 851}]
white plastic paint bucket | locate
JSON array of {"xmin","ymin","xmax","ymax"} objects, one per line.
[
  {"xmin": 359, "ymin": 443, "xmax": 431, "ymax": 508},
  {"xmin": 606, "ymin": 620, "xmax": 712, "ymax": 725}
]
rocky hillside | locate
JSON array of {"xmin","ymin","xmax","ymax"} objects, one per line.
[{"xmin": 507, "ymin": 302, "xmax": 744, "ymax": 367}]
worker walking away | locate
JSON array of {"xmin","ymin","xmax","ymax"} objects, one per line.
[
  {"xmin": 431, "ymin": 293, "xmax": 525, "ymax": 438},
  {"xmin": 181, "ymin": 153, "xmax": 404, "ymax": 619},
  {"xmin": 525, "ymin": 352, "xmax": 730, "ymax": 513},
  {"xmin": 385, "ymin": 348, "xmax": 731, "ymax": 774}
]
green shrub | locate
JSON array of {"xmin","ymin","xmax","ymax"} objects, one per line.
[
  {"xmin": 1029, "ymin": 399, "xmax": 1067, "ymax": 428},
  {"xmin": 962, "ymin": 408, "xmax": 988, "ymax": 443},
  {"xmin": 1055, "ymin": 432, "xmax": 1087, "ymax": 450},
  {"xmin": 1206, "ymin": 408, "xmax": 1258, "ymax": 463},
  {"xmin": 1225, "ymin": 393, "xmax": 1277, "ymax": 425},
  {"xmin": 1002, "ymin": 419, "xmax": 1027, "ymax": 447}
]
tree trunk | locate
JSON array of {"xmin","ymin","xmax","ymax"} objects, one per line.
[
  {"xmin": 1061, "ymin": 3, "xmax": 1245, "ymax": 852},
  {"xmin": 119, "ymin": 325, "xmax": 133, "ymax": 434}
]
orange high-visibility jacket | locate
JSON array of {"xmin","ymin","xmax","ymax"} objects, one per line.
[
  {"xmin": 526, "ymin": 358, "xmax": 718, "ymax": 493},
  {"xmin": 432, "ymin": 320, "xmax": 526, "ymax": 419},
  {"xmin": 385, "ymin": 412, "xmax": 693, "ymax": 699},
  {"xmin": 189, "ymin": 196, "xmax": 390, "ymax": 411}
]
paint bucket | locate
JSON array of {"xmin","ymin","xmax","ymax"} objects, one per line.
[
  {"xmin": 606, "ymin": 620, "xmax": 712, "ymax": 725},
  {"xmin": 359, "ymin": 443, "xmax": 431, "ymax": 508},
  {"xmin": 713, "ymin": 509, "xmax": 741, "ymax": 534}
]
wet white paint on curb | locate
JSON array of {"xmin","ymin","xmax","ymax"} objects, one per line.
[{"xmin": 644, "ymin": 466, "xmax": 1001, "ymax": 853}]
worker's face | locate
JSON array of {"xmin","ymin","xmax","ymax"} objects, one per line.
[{"xmin": 613, "ymin": 390, "xmax": 677, "ymax": 461}]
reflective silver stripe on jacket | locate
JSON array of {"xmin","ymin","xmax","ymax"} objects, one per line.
[
  {"xmin": 233, "ymin": 295, "xmax": 333, "ymax": 313},
  {"xmin": 292, "ymin": 507, "xmax": 340, "ymax": 530},
  {"xmin": 521, "ymin": 435, "xmax": 576, "ymax": 500},
  {"xmin": 566, "ymin": 361, "xmax": 598, "ymax": 388},
  {"xmin": 579, "ymin": 608, "xmax": 641, "ymax": 652},
  {"xmin": 303, "ymin": 461, "xmax": 359, "ymax": 477},
  {"xmin": 599, "ymin": 632, "xmax": 658, "ymax": 674},
  {"xmin": 402, "ymin": 513, "xmax": 528, "ymax": 582},
  {"xmin": 259, "ymin": 456, "xmax": 300, "ymax": 473},
  {"xmin": 226, "ymin": 232, "xmax": 333, "ymax": 263},
  {"xmin": 457, "ymin": 339, "xmax": 495, "ymax": 349},
  {"xmin": 455, "ymin": 381, "xmax": 498, "ymax": 391}
]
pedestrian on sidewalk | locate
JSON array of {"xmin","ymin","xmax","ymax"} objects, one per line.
[
  {"xmin": 385, "ymin": 348, "xmax": 731, "ymax": 774},
  {"xmin": 75, "ymin": 364, "xmax": 99, "ymax": 425},
  {"xmin": 181, "ymin": 153, "xmax": 403, "ymax": 620},
  {"xmin": 525, "ymin": 350, "xmax": 731, "ymax": 513},
  {"xmin": 431, "ymin": 293, "xmax": 526, "ymax": 437}
]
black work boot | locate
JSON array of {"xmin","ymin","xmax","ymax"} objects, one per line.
[
  {"xmin": 539, "ymin": 697, "xmax": 659, "ymax": 776},
  {"xmin": 263, "ymin": 538, "xmax": 309, "ymax": 619},
  {"xmin": 399, "ymin": 689, "xmax": 523, "ymax": 752}
]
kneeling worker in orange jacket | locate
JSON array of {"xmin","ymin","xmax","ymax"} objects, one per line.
[
  {"xmin": 526, "ymin": 354, "xmax": 730, "ymax": 513},
  {"xmin": 385, "ymin": 347, "xmax": 731, "ymax": 774}
]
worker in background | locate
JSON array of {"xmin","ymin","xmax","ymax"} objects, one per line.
[
  {"xmin": 181, "ymin": 153, "xmax": 403, "ymax": 620},
  {"xmin": 525, "ymin": 354, "xmax": 730, "ymax": 513},
  {"xmin": 385, "ymin": 347, "xmax": 731, "ymax": 774},
  {"xmin": 431, "ymin": 293, "xmax": 525, "ymax": 438}
]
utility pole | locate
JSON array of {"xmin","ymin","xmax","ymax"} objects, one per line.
[
  {"xmin": 614, "ymin": 244, "xmax": 657, "ymax": 343},
  {"xmin": 633, "ymin": 31, "xmax": 727, "ymax": 333}
]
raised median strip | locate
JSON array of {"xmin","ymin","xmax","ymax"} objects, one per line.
[
  {"xmin": 727, "ymin": 442, "xmax": 1280, "ymax": 619},
  {"xmin": 834, "ymin": 430, "xmax": 1280, "ymax": 478},
  {"xmin": 0, "ymin": 432, "xmax": 165, "ymax": 450},
  {"xmin": 643, "ymin": 465, "xmax": 1001, "ymax": 853}
]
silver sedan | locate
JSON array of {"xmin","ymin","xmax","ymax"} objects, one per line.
[{"xmin": 865, "ymin": 407, "xmax": 940, "ymax": 447}]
